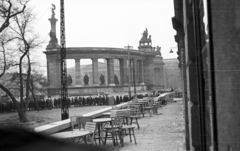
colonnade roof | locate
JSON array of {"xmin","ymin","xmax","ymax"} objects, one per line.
[{"xmin": 44, "ymin": 47, "xmax": 155, "ymax": 59}]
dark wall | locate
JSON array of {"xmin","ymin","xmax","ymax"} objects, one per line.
[{"xmin": 211, "ymin": 0, "xmax": 240, "ymax": 150}]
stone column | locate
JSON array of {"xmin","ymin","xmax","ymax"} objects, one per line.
[
  {"xmin": 119, "ymin": 58, "xmax": 126, "ymax": 85},
  {"xmin": 123, "ymin": 58, "xmax": 128, "ymax": 85},
  {"xmin": 75, "ymin": 58, "xmax": 81, "ymax": 86},
  {"xmin": 144, "ymin": 57, "xmax": 154, "ymax": 89},
  {"xmin": 135, "ymin": 60, "xmax": 139, "ymax": 84},
  {"xmin": 132, "ymin": 59, "xmax": 137, "ymax": 95},
  {"xmin": 139, "ymin": 60, "xmax": 145, "ymax": 85},
  {"xmin": 107, "ymin": 58, "xmax": 115, "ymax": 86},
  {"xmin": 92, "ymin": 58, "xmax": 99, "ymax": 86},
  {"xmin": 130, "ymin": 59, "xmax": 133, "ymax": 85}
]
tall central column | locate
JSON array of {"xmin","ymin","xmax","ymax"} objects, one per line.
[
  {"xmin": 140, "ymin": 60, "xmax": 145, "ymax": 85},
  {"xmin": 92, "ymin": 58, "xmax": 99, "ymax": 86},
  {"xmin": 107, "ymin": 58, "xmax": 115, "ymax": 86},
  {"xmin": 75, "ymin": 58, "xmax": 81, "ymax": 86}
]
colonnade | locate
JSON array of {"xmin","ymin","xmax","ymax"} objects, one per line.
[{"xmin": 74, "ymin": 58, "xmax": 145, "ymax": 87}]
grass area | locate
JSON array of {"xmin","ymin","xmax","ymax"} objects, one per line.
[{"xmin": 0, "ymin": 105, "xmax": 110, "ymax": 129}]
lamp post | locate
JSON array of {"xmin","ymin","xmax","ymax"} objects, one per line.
[{"xmin": 124, "ymin": 45, "xmax": 133, "ymax": 100}]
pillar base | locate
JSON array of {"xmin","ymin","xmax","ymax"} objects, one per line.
[
  {"xmin": 93, "ymin": 84, "xmax": 99, "ymax": 86},
  {"xmin": 140, "ymin": 82, "xmax": 145, "ymax": 85},
  {"xmin": 75, "ymin": 85, "xmax": 82, "ymax": 87},
  {"xmin": 123, "ymin": 83, "xmax": 130, "ymax": 86},
  {"xmin": 109, "ymin": 83, "xmax": 115, "ymax": 86}
]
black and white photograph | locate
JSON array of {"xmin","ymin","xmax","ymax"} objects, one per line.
[{"xmin": 0, "ymin": 0, "xmax": 238, "ymax": 151}]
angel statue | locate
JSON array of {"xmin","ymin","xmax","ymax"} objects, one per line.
[{"xmin": 51, "ymin": 4, "xmax": 56, "ymax": 18}]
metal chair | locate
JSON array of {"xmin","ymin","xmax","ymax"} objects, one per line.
[
  {"xmin": 143, "ymin": 99, "xmax": 154, "ymax": 117},
  {"xmin": 103, "ymin": 116, "xmax": 124, "ymax": 147},
  {"xmin": 128, "ymin": 105, "xmax": 140, "ymax": 129},
  {"xmin": 75, "ymin": 116, "xmax": 97, "ymax": 144},
  {"xmin": 70, "ymin": 116, "xmax": 80, "ymax": 131},
  {"xmin": 121, "ymin": 108, "xmax": 137, "ymax": 146}
]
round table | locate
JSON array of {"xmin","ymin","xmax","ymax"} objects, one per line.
[
  {"xmin": 50, "ymin": 130, "xmax": 91, "ymax": 143},
  {"xmin": 93, "ymin": 118, "xmax": 112, "ymax": 145},
  {"xmin": 50, "ymin": 130, "xmax": 91, "ymax": 139}
]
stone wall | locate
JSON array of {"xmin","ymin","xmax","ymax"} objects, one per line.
[{"xmin": 211, "ymin": 0, "xmax": 240, "ymax": 150}]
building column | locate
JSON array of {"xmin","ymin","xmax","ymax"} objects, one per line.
[
  {"xmin": 107, "ymin": 58, "xmax": 115, "ymax": 86},
  {"xmin": 123, "ymin": 58, "xmax": 128, "ymax": 85},
  {"xmin": 119, "ymin": 58, "xmax": 127, "ymax": 85},
  {"xmin": 139, "ymin": 60, "xmax": 145, "ymax": 85},
  {"xmin": 132, "ymin": 59, "xmax": 137, "ymax": 95},
  {"xmin": 92, "ymin": 58, "xmax": 99, "ymax": 86},
  {"xmin": 75, "ymin": 58, "xmax": 81, "ymax": 86},
  {"xmin": 130, "ymin": 59, "xmax": 133, "ymax": 85}
]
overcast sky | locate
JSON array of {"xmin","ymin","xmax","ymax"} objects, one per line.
[{"xmin": 29, "ymin": 0, "xmax": 177, "ymax": 68}]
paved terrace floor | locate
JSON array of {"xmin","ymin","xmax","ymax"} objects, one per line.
[{"xmin": 103, "ymin": 98, "xmax": 185, "ymax": 151}]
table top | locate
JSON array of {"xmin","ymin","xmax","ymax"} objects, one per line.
[
  {"xmin": 50, "ymin": 130, "xmax": 91, "ymax": 139},
  {"xmin": 103, "ymin": 112, "xmax": 111, "ymax": 115},
  {"xmin": 93, "ymin": 118, "xmax": 112, "ymax": 123},
  {"xmin": 133, "ymin": 102, "xmax": 145, "ymax": 105}
]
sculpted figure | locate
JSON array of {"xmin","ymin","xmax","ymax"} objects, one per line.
[
  {"xmin": 51, "ymin": 4, "xmax": 56, "ymax": 18},
  {"xmin": 114, "ymin": 74, "xmax": 119, "ymax": 85},
  {"xmin": 139, "ymin": 28, "xmax": 152, "ymax": 46},
  {"xmin": 156, "ymin": 46, "xmax": 162, "ymax": 56},
  {"xmin": 100, "ymin": 74, "xmax": 105, "ymax": 85},
  {"xmin": 67, "ymin": 75, "xmax": 72, "ymax": 86},
  {"xmin": 83, "ymin": 74, "xmax": 89, "ymax": 85}
]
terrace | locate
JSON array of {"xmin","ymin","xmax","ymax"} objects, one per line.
[{"xmin": 33, "ymin": 93, "xmax": 185, "ymax": 151}]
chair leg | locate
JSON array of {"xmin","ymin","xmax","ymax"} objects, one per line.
[
  {"xmin": 129, "ymin": 129, "xmax": 132, "ymax": 142},
  {"xmin": 104, "ymin": 132, "xmax": 108, "ymax": 145},
  {"xmin": 117, "ymin": 131, "xmax": 123, "ymax": 147},
  {"xmin": 135, "ymin": 118, "xmax": 140, "ymax": 129},
  {"xmin": 111, "ymin": 132, "xmax": 115, "ymax": 147},
  {"xmin": 130, "ymin": 118, "xmax": 133, "ymax": 125},
  {"xmin": 131, "ymin": 128, "xmax": 137, "ymax": 145}
]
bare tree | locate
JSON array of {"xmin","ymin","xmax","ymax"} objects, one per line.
[
  {"xmin": 10, "ymin": 7, "xmax": 42, "ymax": 122},
  {"xmin": 0, "ymin": 0, "xmax": 27, "ymax": 33},
  {"xmin": 0, "ymin": 1, "xmax": 43, "ymax": 122},
  {"xmin": 0, "ymin": 0, "xmax": 28, "ymax": 122}
]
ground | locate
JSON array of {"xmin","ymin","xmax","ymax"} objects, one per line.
[
  {"xmin": 0, "ymin": 99, "xmax": 185, "ymax": 151},
  {"xmin": 0, "ymin": 105, "xmax": 110, "ymax": 130}
]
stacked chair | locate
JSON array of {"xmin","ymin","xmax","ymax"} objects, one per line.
[{"xmin": 70, "ymin": 116, "xmax": 97, "ymax": 144}]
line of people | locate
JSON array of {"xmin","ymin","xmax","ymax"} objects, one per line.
[{"xmin": 0, "ymin": 95, "xmax": 132, "ymax": 113}]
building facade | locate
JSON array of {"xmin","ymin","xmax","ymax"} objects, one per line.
[
  {"xmin": 173, "ymin": 0, "xmax": 240, "ymax": 150},
  {"xmin": 44, "ymin": 11, "xmax": 165, "ymax": 96}
]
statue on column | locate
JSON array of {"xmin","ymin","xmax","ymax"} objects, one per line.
[
  {"xmin": 84, "ymin": 74, "xmax": 89, "ymax": 85},
  {"xmin": 67, "ymin": 75, "xmax": 72, "ymax": 86},
  {"xmin": 156, "ymin": 46, "xmax": 162, "ymax": 56},
  {"xmin": 114, "ymin": 74, "xmax": 119, "ymax": 85},
  {"xmin": 47, "ymin": 3, "xmax": 59, "ymax": 49},
  {"xmin": 51, "ymin": 4, "xmax": 56, "ymax": 18},
  {"xmin": 139, "ymin": 28, "xmax": 152, "ymax": 46},
  {"xmin": 100, "ymin": 74, "xmax": 105, "ymax": 85}
]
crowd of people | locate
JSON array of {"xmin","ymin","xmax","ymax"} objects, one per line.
[
  {"xmin": 0, "ymin": 95, "xmax": 132, "ymax": 113},
  {"xmin": 0, "ymin": 90, "xmax": 181, "ymax": 114}
]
